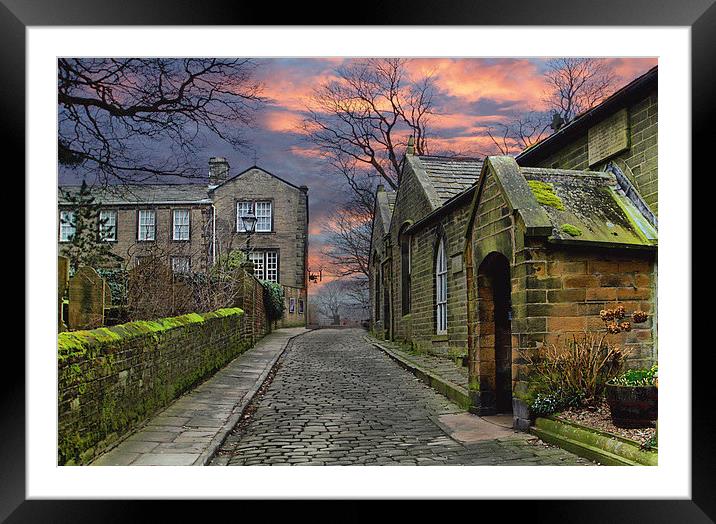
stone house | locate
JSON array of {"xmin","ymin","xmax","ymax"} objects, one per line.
[
  {"xmin": 59, "ymin": 158, "xmax": 309, "ymax": 324},
  {"xmin": 381, "ymin": 153, "xmax": 483, "ymax": 358},
  {"xmin": 369, "ymin": 184, "xmax": 395, "ymax": 339},
  {"xmin": 369, "ymin": 67, "xmax": 659, "ymax": 422},
  {"xmin": 464, "ymin": 156, "xmax": 656, "ymax": 418}
]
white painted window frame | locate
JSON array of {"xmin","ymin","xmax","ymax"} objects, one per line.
[
  {"xmin": 137, "ymin": 209, "xmax": 156, "ymax": 241},
  {"xmin": 436, "ymin": 237, "xmax": 448, "ymax": 335},
  {"xmin": 99, "ymin": 209, "xmax": 117, "ymax": 242}
]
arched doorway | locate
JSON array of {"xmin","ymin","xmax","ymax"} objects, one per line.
[{"xmin": 476, "ymin": 252, "xmax": 513, "ymax": 414}]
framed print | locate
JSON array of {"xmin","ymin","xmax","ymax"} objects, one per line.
[{"xmin": 7, "ymin": 0, "xmax": 710, "ymax": 520}]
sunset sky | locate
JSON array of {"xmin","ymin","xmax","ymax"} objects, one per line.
[{"xmin": 58, "ymin": 57, "xmax": 657, "ymax": 292}]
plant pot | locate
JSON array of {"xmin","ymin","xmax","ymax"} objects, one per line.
[{"xmin": 605, "ymin": 383, "xmax": 658, "ymax": 428}]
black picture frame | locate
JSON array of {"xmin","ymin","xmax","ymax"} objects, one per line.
[{"xmin": 6, "ymin": 0, "xmax": 707, "ymax": 521}]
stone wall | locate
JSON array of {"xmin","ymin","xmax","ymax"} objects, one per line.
[
  {"xmin": 525, "ymin": 91, "xmax": 658, "ymax": 215},
  {"xmin": 278, "ymin": 285, "xmax": 307, "ymax": 328},
  {"xmin": 465, "ymin": 163, "xmax": 657, "ymax": 414},
  {"xmin": 385, "ymin": 160, "xmax": 439, "ymax": 345},
  {"xmin": 402, "ymin": 200, "xmax": 472, "ymax": 357},
  {"xmin": 57, "ymin": 308, "xmax": 252, "ymax": 466}
]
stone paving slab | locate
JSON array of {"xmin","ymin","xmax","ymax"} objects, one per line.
[
  {"xmin": 90, "ymin": 327, "xmax": 309, "ymax": 466},
  {"xmin": 214, "ymin": 329, "xmax": 592, "ymax": 466}
]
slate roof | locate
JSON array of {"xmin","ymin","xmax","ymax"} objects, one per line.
[
  {"xmin": 415, "ymin": 155, "xmax": 483, "ymax": 204},
  {"xmin": 58, "ymin": 184, "xmax": 212, "ymax": 205},
  {"xmin": 520, "ymin": 167, "xmax": 657, "ymax": 247},
  {"xmin": 480, "ymin": 157, "xmax": 657, "ymax": 249},
  {"xmin": 375, "ymin": 188, "xmax": 397, "ymax": 231}
]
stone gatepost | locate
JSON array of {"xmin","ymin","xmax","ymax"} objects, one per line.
[
  {"xmin": 68, "ymin": 266, "xmax": 106, "ymax": 330},
  {"xmin": 58, "ymin": 256, "xmax": 70, "ymax": 332}
]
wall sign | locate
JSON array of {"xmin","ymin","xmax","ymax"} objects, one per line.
[{"xmin": 588, "ymin": 108, "xmax": 630, "ymax": 166}]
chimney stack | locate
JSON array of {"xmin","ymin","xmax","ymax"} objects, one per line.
[
  {"xmin": 406, "ymin": 136, "xmax": 415, "ymax": 155},
  {"xmin": 208, "ymin": 157, "xmax": 230, "ymax": 186}
]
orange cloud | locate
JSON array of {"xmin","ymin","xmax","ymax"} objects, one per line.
[
  {"xmin": 262, "ymin": 110, "xmax": 304, "ymax": 133},
  {"xmin": 408, "ymin": 58, "xmax": 547, "ymax": 108}
]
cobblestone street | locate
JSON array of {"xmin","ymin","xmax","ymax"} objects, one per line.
[{"xmin": 212, "ymin": 329, "xmax": 591, "ymax": 466}]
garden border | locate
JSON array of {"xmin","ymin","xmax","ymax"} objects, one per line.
[{"xmin": 532, "ymin": 415, "xmax": 658, "ymax": 466}]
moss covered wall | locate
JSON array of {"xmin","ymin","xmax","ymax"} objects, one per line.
[{"xmin": 57, "ymin": 308, "xmax": 251, "ymax": 465}]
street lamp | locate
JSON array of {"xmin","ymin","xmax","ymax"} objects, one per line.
[{"xmin": 241, "ymin": 209, "xmax": 258, "ymax": 257}]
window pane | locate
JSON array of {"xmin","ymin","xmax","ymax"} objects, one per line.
[
  {"xmin": 59, "ymin": 211, "xmax": 75, "ymax": 242},
  {"xmin": 99, "ymin": 210, "xmax": 116, "ymax": 241},
  {"xmin": 138, "ymin": 210, "xmax": 155, "ymax": 241},
  {"xmin": 237, "ymin": 201, "xmax": 252, "ymax": 232},
  {"xmin": 249, "ymin": 251, "xmax": 264, "ymax": 280},
  {"xmin": 171, "ymin": 257, "xmax": 190, "ymax": 274},
  {"xmin": 265, "ymin": 251, "xmax": 278, "ymax": 282},
  {"xmin": 255, "ymin": 201, "xmax": 271, "ymax": 232},
  {"xmin": 436, "ymin": 238, "xmax": 448, "ymax": 334},
  {"xmin": 173, "ymin": 209, "xmax": 190, "ymax": 240}
]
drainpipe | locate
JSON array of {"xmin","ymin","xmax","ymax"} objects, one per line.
[{"xmin": 211, "ymin": 203, "xmax": 217, "ymax": 265}]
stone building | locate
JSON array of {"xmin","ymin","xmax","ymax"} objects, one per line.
[
  {"xmin": 369, "ymin": 67, "xmax": 659, "ymax": 422},
  {"xmin": 59, "ymin": 158, "xmax": 309, "ymax": 324},
  {"xmin": 517, "ymin": 65, "xmax": 658, "ymax": 216},
  {"xmin": 377, "ymin": 152, "xmax": 483, "ymax": 359}
]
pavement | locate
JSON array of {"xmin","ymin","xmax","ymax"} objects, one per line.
[
  {"xmin": 90, "ymin": 327, "xmax": 309, "ymax": 466},
  {"xmin": 212, "ymin": 328, "xmax": 592, "ymax": 466}
]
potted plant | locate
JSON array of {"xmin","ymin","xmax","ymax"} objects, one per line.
[{"xmin": 605, "ymin": 363, "xmax": 658, "ymax": 427}]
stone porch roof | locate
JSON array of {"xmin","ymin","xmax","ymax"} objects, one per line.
[{"xmin": 480, "ymin": 157, "xmax": 657, "ymax": 249}]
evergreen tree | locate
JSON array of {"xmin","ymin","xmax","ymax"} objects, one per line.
[{"xmin": 60, "ymin": 181, "xmax": 122, "ymax": 272}]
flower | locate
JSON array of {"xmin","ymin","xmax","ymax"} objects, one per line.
[
  {"xmin": 600, "ymin": 309, "xmax": 615, "ymax": 321},
  {"xmin": 619, "ymin": 321, "xmax": 632, "ymax": 332},
  {"xmin": 614, "ymin": 304, "xmax": 626, "ymax": 319},
  {"xmin": 632, "ymin": 310, "xmax": 648, "ymax": 323}
]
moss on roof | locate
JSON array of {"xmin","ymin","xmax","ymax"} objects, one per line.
[{"xmin": 520, "ymin": 167, "xmax": 657, "ymax": 247}]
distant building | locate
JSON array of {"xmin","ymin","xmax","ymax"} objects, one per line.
[{"xmin": 58, "ymin": 158, "xmax": 309, "ymax": 325}]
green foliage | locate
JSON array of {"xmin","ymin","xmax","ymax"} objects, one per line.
[
  {"xmin": 529, "ymin": 390, "xmax": 585, "ymax": 417},
  {"xmin": 524, "ymin": 333, "xmax": 625, "ymax": 407},
  {"xmin": 212, "ymin": 249, "xmax": 246, "ymax": 274},
  {"xmin": 96, "ymin": 268, "xmax": 129, "ymax": 305},
  {"xmin": 560, "ymin": 223, "xmax": 583, "ymax": 237},
  {"xmin": 60, "ymin": 181, "xmax": 123, "ymax": 272},
  {"xmin": 262, "ymin": 281, "xmax": 285, "ymax": 320},
  {"xmin": 609, "ymin": 363, "xmax": 658, "ymax": 387},
  {"xmin": 527, "ymin": 180, "xmax": 566, "ymax": 210}
]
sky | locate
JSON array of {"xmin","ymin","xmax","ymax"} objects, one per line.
[{"xmin": 58, "ymin": 57, "xmax": 657, "ymax": 293}]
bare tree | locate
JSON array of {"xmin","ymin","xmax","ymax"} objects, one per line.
[
  {"xmin": 58, "ymin": 58, "xmax": 265, "ymax": 184},
  {"xmin": 485, "ymin": 110, "xmax": 553, "ymax": 156},
  {"xmin": 322, "ymin": 189, "xmax": 373, "ymax": 279},
  {"xmin": 543, "ymin": 57, "xmax": 617, "ymax": 126},
  {"xmin": 302, "ymin": 58, "xmax": 435, "ymax": 191},
  {"xmin": 486, "ymin": 58, "xmax": 617, "ymax": 155},
  {"xmin": 313, "ymin": 279, "xmax": 368, "ymax": 325},
  {"xmin": 313, "ymin": 280, "xmax": 345, "ymax": 325},
  {"xmin": 304, "ymin": 59, "xmax": 434, "ymax": 285}
]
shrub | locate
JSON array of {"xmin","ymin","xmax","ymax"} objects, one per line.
[
  {"xmin": 524, "ymin": 333, "xmax": 626, "ymax": 406},
  {"xmin": 262, "ymin": 281, "xmax": 285, "ymax": 321},
  {"xmin": 96, "ymin": 268, "xmax": 129, "ymax": 305},
  {"xmin": 523, "ymin": 302, "xmax": 650, "ymax": 409}
]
